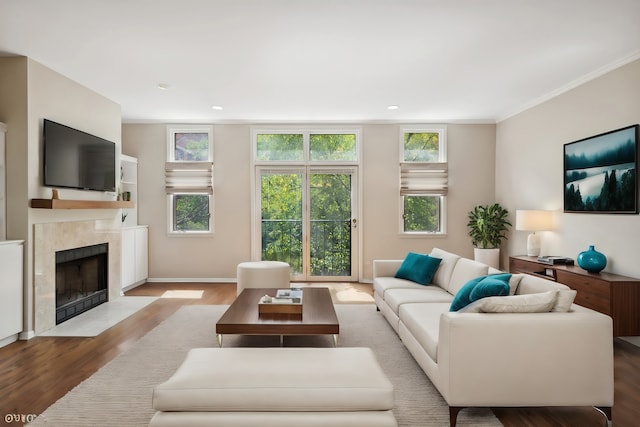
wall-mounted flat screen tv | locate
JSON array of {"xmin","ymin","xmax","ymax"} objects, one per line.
[{"xmin": 43, "ymin": 119, "xmax": 116, "ymax": 192}]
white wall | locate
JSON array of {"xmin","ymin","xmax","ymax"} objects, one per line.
[
  {"xmin": 496, "ymin": 58, "xmax": 640, "ymax": 278},
  {"xmin": 123, "ymin": 122, "xmax": 496, "ymax": 281}
]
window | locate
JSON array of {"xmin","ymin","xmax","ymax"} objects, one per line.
[
  {"xmin": 172, "ymin": 193, "xmax": 211, "ymax": 232},
  {"xmin": 253, "ymin": 129, "xmax": 359, "ymax": 164},
  {"xmin": 309, "ymin": 133, "xmax": 357, "ymax": 161},
  {"xmin": 252, "ymin": 128, "xmax": 360, "ymax": 280},
  {"xmin": 166, "ymin": 126, "xmax": 214, "ymax": 234},
  {"xmin": 168, "ymin": 126, "xmax": 213, "ymax": 161},
  {"xmin": 256, "ymin": 133, "xmax": 303, "ymax": 161},
  {"xmin": 400, "ymin": 126, "xmax": 448, "ymax": 234}
]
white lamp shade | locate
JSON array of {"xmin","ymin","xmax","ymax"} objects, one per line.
[
  {"xmin": 516, "ymin": 210, "xmax": 553, "ymax": 256},
  {"xmin": 515, "ymin": 210, "xmax": 553, "ymax": 231}
]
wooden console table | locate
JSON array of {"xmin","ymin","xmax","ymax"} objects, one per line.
[{"xmin": 509, "ymin": 256, "xmax": 640, "ymax": 336}]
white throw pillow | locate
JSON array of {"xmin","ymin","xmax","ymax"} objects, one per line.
[
  {"xmin": 508, "ymin": 274, "xmax": 524, "ymax": 295},
  {"xmin": 552, "ymin": 289, "xmax": 577, "ymax": 312},
  {"xmin": 459, "ymin": 290, "xmax": 558, "ymax": 313}
]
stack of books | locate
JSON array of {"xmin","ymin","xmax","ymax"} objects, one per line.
[{"xmin": 258, "ymin": 288, "xmax": 303, "ymax": 315}]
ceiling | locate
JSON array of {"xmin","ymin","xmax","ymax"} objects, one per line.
[{"xmin": 1, "ymin": 0, "xmax": 640, "ymax": 124}]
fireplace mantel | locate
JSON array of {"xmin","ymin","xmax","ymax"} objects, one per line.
[{"xmin": 31, "ymin": 199, "xmax": 134, "ymax": 209}]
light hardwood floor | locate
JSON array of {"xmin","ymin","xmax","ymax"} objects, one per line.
[{"xmin": 1, "ymin": 282, "xmax": 637, "ymax": 426}]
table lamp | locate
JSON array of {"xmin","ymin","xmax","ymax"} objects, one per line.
[{"xmin": 515, "ymin": 210, "xmax": 553, "ymax": 256}]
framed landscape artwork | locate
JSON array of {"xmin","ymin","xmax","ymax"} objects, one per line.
[{"xmin": 564, "ymin": 124, "xmax": 639, "ymax": 214}]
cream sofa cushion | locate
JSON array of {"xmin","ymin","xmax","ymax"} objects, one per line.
[
  {"xmin": 508, "ymin": 274, "xmax": 524, "ymax": 295},
  {"xmin": 399, "ymin": 302, "xmax": 451, "ymax": 362},
  {"xmin": 384, "ymin": 287, "xmax": 453, "ymax": 315},
  {"xmin": 517, "ymin": 274, "xmax": 570, "ymax": 295},
  {"xmin": 446, "ymin": 258, "xmax": 490, "ymax": 295},
  {"xmin": 552, "ymin": 289, "xmax": 578, "ymax": 312},
  {"xmin": 460, "ymin": 290, "xmax": 558, "ymax": 313},
  {"xmin": 429, "ymin": 248, "xmax": 460, "ymax": 289},
  {"xmin": 373, "ymin": 276, "xmax": 424, "ymax": 298}
]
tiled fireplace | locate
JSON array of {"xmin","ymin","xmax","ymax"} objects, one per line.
[{"xmin": 33, "ymin": 220, "xmax": 121, "ymax": 334}]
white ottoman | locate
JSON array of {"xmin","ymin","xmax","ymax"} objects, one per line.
[
  {"xmin": 236, "ymin": 261, "xmax": 290, "ymax": 296},
  {"xmin": 150, "ymin": 347, "xmax": 397, "ymax": 427}
]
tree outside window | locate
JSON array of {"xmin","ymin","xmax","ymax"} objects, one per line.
[
  {"xmin": 173, "ymin": 194, "xmax": 210, "ymax": 232},
  {"xmin": 403, "ymin": 195, "xmax": 440, "ymax": 232},
  {"xmin": 174, "ymin": 133, "xmax": 210, "ymax": 161},
  {"xmin": 403, "ymin": 131, "xmax": 440, "ymax": 162}
]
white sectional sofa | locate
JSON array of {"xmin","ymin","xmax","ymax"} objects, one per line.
[{"xmin": 373, "ymin": 247, "xmax": 614, "ymax": 426}]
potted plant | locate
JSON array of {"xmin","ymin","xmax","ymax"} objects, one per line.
[{"xmin": 467, "ymin": 203, "xmax": 511, "ymax": 268}]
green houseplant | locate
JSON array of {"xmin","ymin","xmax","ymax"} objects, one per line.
[
  {"xmin": 467, "ymin": 203, "xmax": 512, "ymax": 249},
  {"xmin": 467, "ymin": 203, "xmax": 512, "ymax": 268}
]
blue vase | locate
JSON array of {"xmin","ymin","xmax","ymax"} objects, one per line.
[{"xmin": 577, "ymin": 245, "xmax": 607, "ymax": 273}]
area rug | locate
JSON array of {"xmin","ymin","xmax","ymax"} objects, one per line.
[
  {"xmin": 294, "ymin": 282, "xmax": 376, "ymax": 304},
  {"xmin": 29, "ymin": 305, "xmax": 501, "ymax": 426},
  {"xmin": 39, "ymin": 296, "xmax": 158, "ymax": 337}
]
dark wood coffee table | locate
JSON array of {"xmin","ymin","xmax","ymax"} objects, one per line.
[{"xmin": 215, "ymin": 287, "xmax": 339, "ymax": 347}]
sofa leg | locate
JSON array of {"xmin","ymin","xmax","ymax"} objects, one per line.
[
  {"xmin": 449, "ymin": 406, "xmax": 463, "ymax": 427},
  {"xmin": 593, "ymin": 406, "xmax": 612, "ymax": 426}
]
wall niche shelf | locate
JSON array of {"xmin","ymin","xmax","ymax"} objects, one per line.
[{"xmin": 30, "ymin": 199, "xmax": 134, "ymax": 210}]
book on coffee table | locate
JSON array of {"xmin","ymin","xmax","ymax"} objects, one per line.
[
  {"xmin": 276, "ymin": 289, "xmax": 303, "ymax": 302},
  {"xmin": 258, "ymin": 289, "xmax": 303, "ymax": 315}
]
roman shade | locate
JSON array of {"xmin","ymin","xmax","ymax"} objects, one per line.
[
  {"xmin": 165, "ymin": 162, "xmax": 214, "ymax": 194},
  {"xmin": 400, "ymin": 162, "xmax": 448, "ymax": 196}
]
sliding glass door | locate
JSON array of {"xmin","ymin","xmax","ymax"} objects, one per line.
[{"xmin": 257, "ymin": 167, "xmax": 357, "ymax": 281}]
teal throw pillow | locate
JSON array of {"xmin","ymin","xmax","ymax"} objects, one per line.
[
  {"xmin": 450, "ymin": 273, "xmax": 511, "ymax": 311},
  {"xmin": 449, "ymin": 276, "xmax": 485, "ymax": 311},
  {"xmin": 394, "ymin": 252, "xmax": 442, "ymax": 285}
]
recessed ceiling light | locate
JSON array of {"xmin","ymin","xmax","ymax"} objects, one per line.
[
  {"xmin": 387, "ymin": 105, "xmax": 399, "ymax": 110},
  {"xmin": 157, "ymin": 83, "xmax": 169, "ymax": 90},
  {"xmin": 211, "ymin": 105, "xmax": 223, "ymax": 110}
]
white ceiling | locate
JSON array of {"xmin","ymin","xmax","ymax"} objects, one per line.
[{"xmin": 1, "ymin": 0, "xmax": 640, "ymax": 124}]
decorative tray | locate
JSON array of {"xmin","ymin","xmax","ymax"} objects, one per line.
[{"xmin": 258, "ymin": 289, "xmax": 303, "ymax": 315}]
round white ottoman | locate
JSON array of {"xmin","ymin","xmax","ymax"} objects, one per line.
[{"xmin": 236, "ymin": 261, "xmax": 291, "ymax": 296}]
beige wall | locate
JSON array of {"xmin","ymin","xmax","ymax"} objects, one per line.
[
  {"xmin": 122, "ymin": 124, "xmax": 252, "ymax": 280},
  {"xmin": 123, "ymin": 122, "xmax": 496, "ymax": 281},
  {"xmin": 0, "ymin": 56, "xmax": 122, "ymax": 336},
  {"xmin": 28, "ymin": 59, "xmax": 122, "ymax": 214},
  {"xmin": 0, "ymin": 57, "xmax": 28, "ymax": 243},
  {"xmin": 361, "ymin": 124, "xmax": 496, "ymax": 275},
  {"xmin": 496, "ymin": 58, "xmax": 640, "ymax": 278}
]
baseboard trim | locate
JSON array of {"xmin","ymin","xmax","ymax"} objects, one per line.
[
  {"xmin": 146, "ymin": 277, "xmax": 237, "ymax": 283},
  {"xmin": 18, "ymin": 330, "xmax": 36, "ymax": 341},
  {"xmin": 0, "ymin": 334, "xmax": 19, "ymax": 348},
  {"xmin": 121, "ymin": 280, "xmax": 147, "ymax": 294},
  {"xmin": 145, "ymin": 278, "xmax": 373, "ymax": 285}
]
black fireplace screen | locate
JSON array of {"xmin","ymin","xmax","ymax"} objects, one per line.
[{"xmin": 55, "ymin": 243, "xmax": 108, "ymax": 324}]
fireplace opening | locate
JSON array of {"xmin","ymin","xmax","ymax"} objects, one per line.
[{"xmin": 55, "ymin": 243, "xmax": 109, "ymax": 324}]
